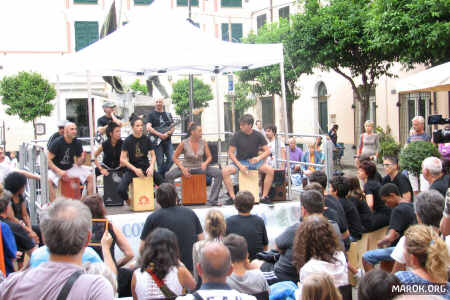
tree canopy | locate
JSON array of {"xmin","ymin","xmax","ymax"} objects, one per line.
[
  {"xmin": 0, "ymin": 71, "xmax": 56, "ymax": 139},
  {"xmin": 171, "ymin": 77, "xmax": 213, "ymax": 116}
]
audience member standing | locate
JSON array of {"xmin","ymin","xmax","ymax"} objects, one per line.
[
  {"xmin": 407, "ymin": 116, "xmax": 431, "ymax": 143},
  {"xmin": 47, "ymin": 120, "xmax": 67, "ymax": 150},
  {"xmin": 0, "ymin": 199, "xmax": 114, "ymax": 299},
  {"xmin": 177, "ymin": 242, "xmax": 256, "ymax": 300},
  {"xmin": 357, "ymin": 120, "xmax": 379, "ymax": 161},
  {"xmin": 226, "ymin": 191, "xmax": 269, "ymax": 261},
  {"xmin": 422, "ymin": 157, "xmax": 449, "ymax": 197},
  {"xmin": 140, "ymin": 183, "xmax": 204, "ymax": 272},
  {"xmin": 382, "ymin": 155, "xmax": 414, "ymax": 201},
  {"xmin": 358, "ymin": 160, "xmax": 391, "ymax": 231},
  {"xmin": 132, "ymin": 228, "xmax": 196, "ymax": 299}
]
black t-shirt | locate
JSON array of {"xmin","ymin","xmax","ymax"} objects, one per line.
[
  {"xmin": 97, "ymin": 115, "xmax": 113, "ymax": 127},
  {"xmin": 430, "ymin": 175, "xmax": 449, "ymax": 197},
  {"xmin": 382, "ymin": 173, "xmax": 414, "ymax": 201},
  {"xmin": 274, "ymin": 223, "xmax": 299, "ymax": 283},
  {"xmin": 47, "ymin": 132, "xmax": 61, "ymax": 150},
  {"xmin": 364, "ymin": 179, "xmax": 389, "ymax": 213},
  {"xmin": 146, "ymin": 111, "xmax": 174, "ymax": 141},
  {"xmin": 348, "ymin": 195, "xmax": 372, "ymax": 233},
  {"xmin": 374, "ymin": 171, "xmax": 383, "ymax": 184},
  {"xmin": 102, "ymin": 139, "xmax": 123, "ymax": 169},
  {"xmin": 225, "ymin": 214, "xmax": 269, "ymax": 260},
  {"xmin": 230, "ymin": 130, "xmax": 268, "ymax": 161},
  {"xmin": 339, "ymin": 197, "xmax": 364, "ymax": 239},
  {"xmin": 140, "ymin": 206, "xmax": 203, "ymax": 272},
  {"xmin": 328, "ymin": 130, "xmax": 337, "ymax": 146},
  {"xmin": 0, "ymin": 216, "xmax": 34, "ymax": 251},
  {"xmin": 389, "ymin": 202, "xmax": 417, "ymax": 245},
  {"xmin": 122, "ymin": 135, "xmax": 154, "ymax": 170},
  {"xmin": 11, "ymin": 195, "xmax": 25, "ymax": 221},
  {"xmin": 325, "ymin": 195, "xmax": 348, "ymax": 233},
  {"xmin": 49, "ymin": 136, "xmax": 83, "ymax": 170}
]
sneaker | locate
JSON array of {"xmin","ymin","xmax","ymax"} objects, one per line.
[
  {"xmin": 260, "ymin": 196, "xmax": 274, "ymax": 205},
  {"xmin": 224, "ymin": 197, "xmax": 234, "ymax": 206}
]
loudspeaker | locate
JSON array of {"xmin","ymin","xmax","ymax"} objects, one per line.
[{"xmin": 103, "ymin": 171, "xmax": 124, "ymax": 206}]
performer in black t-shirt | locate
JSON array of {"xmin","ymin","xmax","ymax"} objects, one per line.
[
  {"xmin": 47, "ymin": 122, "xmax": 93, "ymax": 202},
  {"xmin": 146, "ymin": 98, "xmax": 175, "ymax": 179},
  {"xmin": 118, "ymin": 114, "xmax": 163, "ymax": 204},
  {"xmin": 93, "ymin": 122, "xmax": 123, "ymax": 177},
  {"xmin": 97, "ymin": 102, "xmax": 122, "ymax": 136},
  {"xmin": 222, "ymin": 114, "xmax": 274, "ymax": 205},
  {"xmin": 47, "ymin": 120, "xmax": 67, "ymax": 150}
]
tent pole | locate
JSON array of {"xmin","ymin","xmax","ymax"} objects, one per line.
[
  {"xmin": 87, "ymin": 71, "xmax": 97, "ymax": 193},
  {"xmin": 279, "ymin": 58, "xmax": 291, "ymax": 200},
  {"xmin": 56, "ymin": 75, "xmax": 62, "ymax": 122},
  {"xmin": 215, "ymin": 76, "xmax": 221, "ymax": 167}
]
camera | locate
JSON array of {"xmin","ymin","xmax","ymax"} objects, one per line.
[{"xmin": 428, "ymin": 115, "xmax": 450, "ymax": 143}]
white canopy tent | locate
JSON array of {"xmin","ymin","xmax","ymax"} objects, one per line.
[
  {"xmin": 397, "ymin": 62, "xmax": 450, "ymax": 93},
  {"xmin": 55, "ymin": 0, "xmax": 291, "ymax": 196}
]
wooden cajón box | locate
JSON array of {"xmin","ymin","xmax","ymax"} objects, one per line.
[
  {"xmin": 182, "ymin": 174, "xmax": 207, "ymax": 205},
  {"xmin": 130, "ymin": 177, "xmax": 154, "ymax": 211}
]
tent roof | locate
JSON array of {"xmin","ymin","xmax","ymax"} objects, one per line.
[
  {"xmin": 58, "ymin": 0, "xmax": 283, "ymax": 76},
  {"xmin": 397, "ymin": 62, "xmax": 450, "ymax": 93}
]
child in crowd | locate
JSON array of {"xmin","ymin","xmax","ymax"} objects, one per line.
[
  {"xmin": 300, "ymin": 273, "xmax": 342, "ymax": 300},
  {"xmin": 226, "ymin": 191, "xmax": 268, "ymax": 260},
  {"xmin": 223, "ymin": 234, "xmax": 269, "ymax": 295}
]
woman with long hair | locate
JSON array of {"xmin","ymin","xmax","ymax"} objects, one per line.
[
  {"xmin": 192, "ymin": 209, "xmax": 226, "ymax": 282},
  {"xmin": 292, "ymin": 215, "xmax": 348, "ymax": 290},
  {"xmin": 166, "ymin": 123, "xmax": 222, "ymax": 206},
  {"xmin": 358, "ymin": 160, "xmax": 391, "ymax": 231},
  {"xmin": 94, "ymin": 122, "xmax": 123, "ymax": 177},
  {"xmin": 132, "ymin": 228, "xmax": 196, "ymax": 299},
  {"xmin": 346, "ymin": 176, "xmax": 372, "ymax": 233},
  {"xmin": 395, "ymin": 225, "xmax": 450, "ymax": 298},
  {"xmin": 82, "ymin": 194, "xmax": 134, "ymax": 267},
  {"xmin": 118, "ymin": 114, "xmax": 163, "ymax": 204}
]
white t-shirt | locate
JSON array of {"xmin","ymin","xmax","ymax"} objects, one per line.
[
  {"xmin": 266, "ymin": 137, "xmax": 285, "ymax": 168},
  {"xmin": 391, "ymin": 235, "xmax": 450, "ymax": 265},
  {"xmin": 299, "ymin": 251, "xmax": 349, "ymax": 288},
  {"xmin": 0, "ymin": 160, "xmax": 14, "ymax": 184}
]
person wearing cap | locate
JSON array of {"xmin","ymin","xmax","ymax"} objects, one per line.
[
  {"xmin": 47, "ymin": 120, "xmax": 67, "ymax": 150},
  {"xmin": 97, "ymin": 102, "xmax": 122, "ymax": 136}
]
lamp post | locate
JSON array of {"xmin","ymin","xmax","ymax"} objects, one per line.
[{"xmin": 188, "ymin": 0, "xmax": 194, "ymax": 122}]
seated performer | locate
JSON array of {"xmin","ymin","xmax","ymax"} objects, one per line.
[
  {"xmin": 117, "ymin": 114, "xmax": 163, "ymax": 204},
  {"xmin": 166, "ymin": 123, "xmax": 222, "ymax": 206},
  {"xmin": 222, "ymin": 114, "xmax": 274, "ymax": 205},
  {"xmin": 47, "ymin": 122, "xmax": 93, "ymax": 202},
  {"xmin": 94, "ymin": 122, "xmax": 123, "ymax": 177}
]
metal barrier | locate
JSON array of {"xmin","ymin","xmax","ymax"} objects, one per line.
[{"xmin": 19, "ymin": 143, "xmax": 49, "ymax": 225}]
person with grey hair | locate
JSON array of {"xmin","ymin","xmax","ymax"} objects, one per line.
[
  {"xmin": 177, "ymin": 242, "xmax": 256, "ymax": 300},
  {"xmin": 391, "ymin": 190, "xmax": 446, "ymax": 273},
  {"xmin": 0, "ymin": 199, "xmax": 114, "ymax": 299},
  {"xmin": 407, "ymin": 116, "xmax": 431, "ymax": 144},
  {"xmin": 422, "ymin": 157, "xmax": 448, "ymax": 197},
  {"xmin": 47, "ymin": 122, "xmax": 94, "ymax": 202}
]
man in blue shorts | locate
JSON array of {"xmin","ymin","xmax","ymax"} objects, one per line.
[{"xmin": 222, "ymin": 114, "xmax": 274, "ymax": 205}]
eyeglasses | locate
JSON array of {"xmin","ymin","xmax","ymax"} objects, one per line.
[{"xmin": 383, "ymin": 163, "xmax": 393, "ymax": 167}]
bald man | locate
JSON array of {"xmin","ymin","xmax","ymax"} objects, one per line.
[
  {"xmin": 47, "ymin": 122, "xmax": 93, "ymax": 202},
  {"xmin": 177, "ymin": 242, "xmax": 256, "ymax": 300},
  {"xmin": 288, "ymin": 137, "xmax": 303, "ymax": 173}
]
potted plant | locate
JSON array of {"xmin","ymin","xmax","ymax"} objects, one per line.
[{"xmin": 399, "ymin": 141, "xmax": 441, "ymax": 177}]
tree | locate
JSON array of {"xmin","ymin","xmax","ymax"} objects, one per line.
[
  {"xmin": 171, "ymin": 78, "xmax": 213, "ymax": 115},
  {"xmin": 225, "ymin": 81, "xmax": 257, "ymax": 130},
  {"xmin": 0, "ymin": 71, "xmax": 56, "ymax": 139},
  {"xmin": 368, "ymin": 0, "xmax": 450, "ymax": 66},
  {"xmin": 291, "ymin": 0, "xmax": 396, "ymax": 131},
  {"xmin": 129, "ymin": 79, "xmax": 148, "ymax": 95},
  {"xmin": 238, "ymin": 18, "xmax": 312, "ymax": 131}
]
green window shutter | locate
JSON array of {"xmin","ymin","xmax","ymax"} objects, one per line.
[
  {"xmin": 231, "ymin": 23, "xmax": 242, "ymax": 42},
  {"xmin": 221, "ymin": 0, "xmax": 242, "ymax": 7},
  {"xmin": 134, "ymin": 0, "xmax": 154, "ymax": 4},
  {"xmin": 75, "ymin": 21, "xmax": 99, "ymax": 52},
  {"xmin": 221, "ymin": 23, "xmax": 229, "ymax": 41},
  {"xmin": 74, "ymin": 0, "xmax": 97, "ymax": 3},
  {"xmin": 177, "ymin": 0, "xmax": 199, "ymax": 6}
]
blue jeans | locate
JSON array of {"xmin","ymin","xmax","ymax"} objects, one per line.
[
  {"xmin": 232, "ymin": 159, "xmax": 264, "ymax": 171},
  {"xmin": 155, "ymin": 140, "xmax": 174, "ymax": 178},
  {"xmin": 362, "ymin": 247, "xmax": 395, "ymax": 265}
]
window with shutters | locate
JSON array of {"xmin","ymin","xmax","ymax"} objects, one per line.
[
  {"xmin": 177, "ymin": 0, "xmax": 199, "ymax": 6},
  {"xmin": 134, "ymin": 0, "xmax": 154, "ymax": 4},
  {"xmin": 221, "ymin": 23, "xmax": 243, "ymax": 42},
  {"xmin": 74, "ymin": 21, "xmax": 99, "ymax": 52},
  {"xmin": 257, "ymin": 14, "xmax": 266, "ymax": 30},
  {"xmin": 279, "ymin": 6, "xmax": 290, "ymax": 20},
  {"xmin": 74, "ymin": 0, "xmax": 98, "ymax": 3},
  {"xmin": 221, "ymin": 0, "xmax": 242, "ymax": 8}
]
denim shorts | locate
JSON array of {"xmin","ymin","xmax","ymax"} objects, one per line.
[
  {"xmin": 232, "ymin": 159, "xmax": 264, "ymax": 171},
  {"xmin": 362, "ymin": 247, "xmax": 395, "ymax": 265}
]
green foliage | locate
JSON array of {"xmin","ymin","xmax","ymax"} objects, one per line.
[
  {"xmin": 368, "ymin": 0, "xmax": 450, "ymax": 66},
  {"xmin": 0, "ymin": 71, "xmax": 56, "ymax": 122},
  {"xmin": 399, "ymin": 141, "xmax": 441, "ymax": 176},
  {"xmin": 224, "ymin": 81, "xmax": 256, "ymax": 112},
  {"xmin": 291, "ymin": 0, "xmax": 395, "ymax": 130},
  {"xmin": 129, "ymin": 79, "xmax": 148, "ymax": 94},
  {"xmin": 171, "ymin": 78, "xmax": 213, "ymax": 115},
  {"xmin": 376, "ymin": 126, "xmax": 401, "ymax": 163}
]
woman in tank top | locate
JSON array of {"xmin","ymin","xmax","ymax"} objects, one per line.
[
  {"xmin": 357, "ymin": 120, "xmax": 379, "ymax": 161},
  {"xmin": 166, "ymin": 123, "xmax": 223, "ymax": 206}
]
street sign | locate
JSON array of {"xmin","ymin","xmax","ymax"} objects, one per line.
[{"xmin": 228, "ymin": 74, "xmax": 234, "ymax": 92}]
